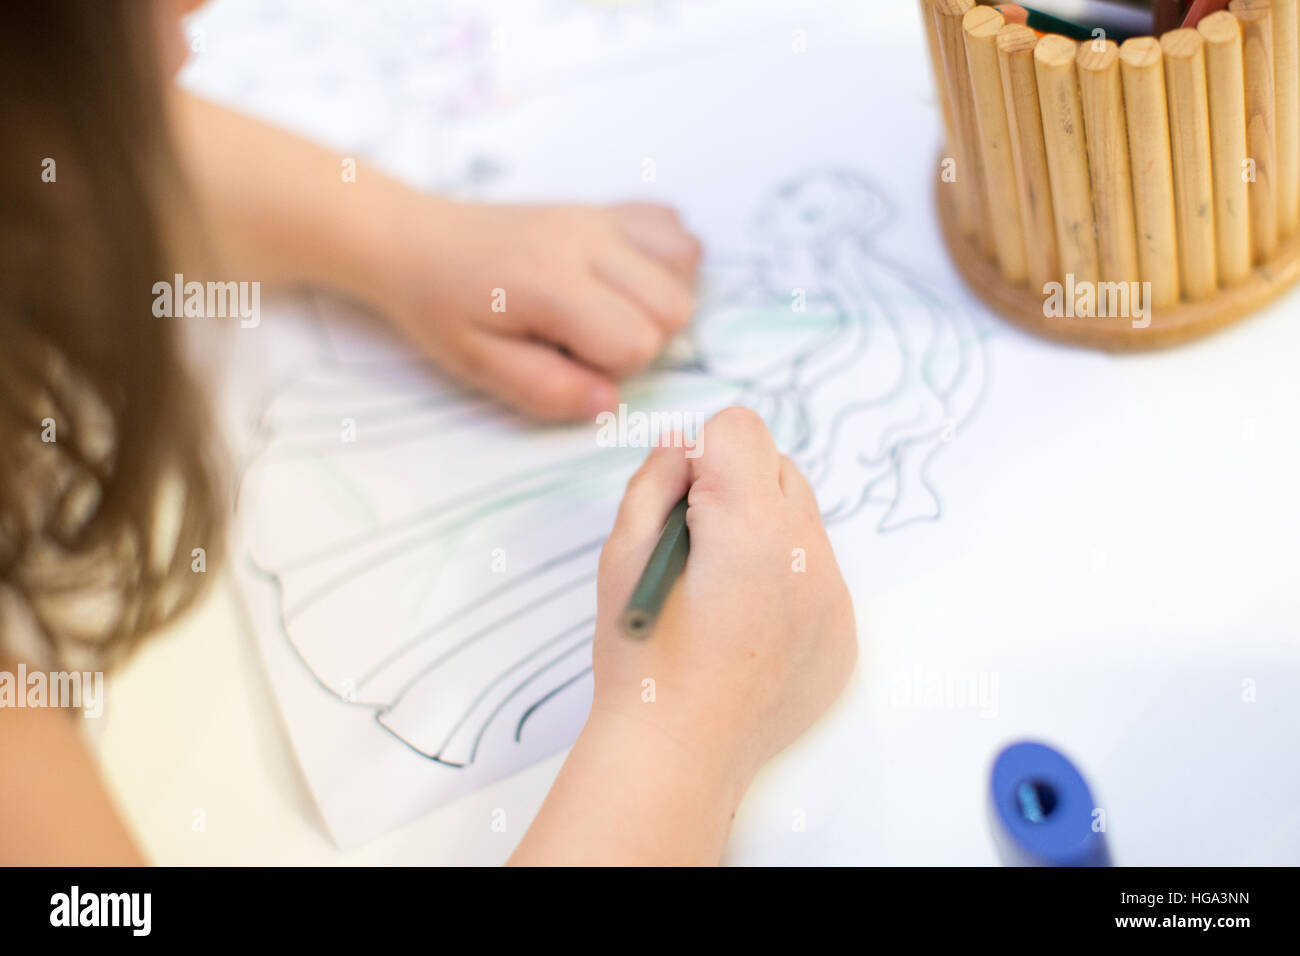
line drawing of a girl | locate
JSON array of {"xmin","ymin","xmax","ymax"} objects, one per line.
[{"xmin": 236, "ymin": 167, "xmax": 989, "ymax": 770}]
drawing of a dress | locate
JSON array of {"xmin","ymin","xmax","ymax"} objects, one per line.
[{"xmin": 238, "ymin": 168, "xmax": 988, "ymax": 768}]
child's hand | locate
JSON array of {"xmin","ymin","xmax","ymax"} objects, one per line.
[
  {"xmin": 509, "ymin": 408, "xmax": 856, "ymax": 865},
  {"xmin": 171, "ymin": 97, "xmax": 698, "ymax": 421},
  {"xmin": 594, "ymin": 407, "xmax": 857, "ymax": 794},
  {"xmin": 387, "ymin": 198, "xmax": 701, "ymax": 421},
  {"xmin": 595, "ymin": 411, "xmax": 857, "ymax": 790}
]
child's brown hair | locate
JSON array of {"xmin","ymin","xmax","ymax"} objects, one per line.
[{"xmin": 0, "ymin": 1, "xmax": 224, "ymax": 669}]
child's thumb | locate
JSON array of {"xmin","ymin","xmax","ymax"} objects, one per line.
[{"xmin": 599, "ymin": 442, "xmax": 693, "ymax": 602}]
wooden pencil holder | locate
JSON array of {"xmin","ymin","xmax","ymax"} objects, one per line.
[{"xmin": 922, "ymin": 0, "xmax": 1300, "ymax": 349}]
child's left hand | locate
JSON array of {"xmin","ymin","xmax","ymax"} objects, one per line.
[
  {"xmin": 382, "ymin": 198, "xmax": 702, "ymax": 421},
  {"xmin": 172, "ymin": 94, "xmax": 700, "ymax": 421}
]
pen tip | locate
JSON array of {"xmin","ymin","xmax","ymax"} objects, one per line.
[{"xmin": 620, "ymin": 609, "xmax": 652, "ymax": 640}]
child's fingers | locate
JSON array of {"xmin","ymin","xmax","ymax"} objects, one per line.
[
  {"xmin": 599, "ymin": 443, "xmax": 693, "ymax": 598},
  {"xmin": 778, "ymin": 454, "xmax": 822, "ymax": 519},
  {"xmin": 609, "ymin": 443, "xmax": 693, "ymax": 547},
  {"xmin": 613, "ymin": 202, "xmax": 682, "ymax": 224},
  {"xmin": 542, "ymin": 283, "xmax": 666, "ymax": 379},
  {"xmin": 458, "ymin": 331, "xmax": 618, "ymax": 421},
  {"xmin": 611, "ymin": 203, "xmax": 703, "ymax": 281},
  {"xmin": 594, "ymin": 243, "xmax": 695, "ymax": 336},
  {"xmin": 688, "ymin": 406, "xmax": 782, "ymax": 505}
]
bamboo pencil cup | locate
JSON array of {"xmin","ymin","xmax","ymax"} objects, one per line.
[{"xmin": 922, "ymin": 0, "xmax": 1300, "ymax": 349}]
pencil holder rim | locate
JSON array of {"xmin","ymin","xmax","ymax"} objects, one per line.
[{"xmin": 936, "ymin": 172, "xmax": 1300, "ymax": 350}]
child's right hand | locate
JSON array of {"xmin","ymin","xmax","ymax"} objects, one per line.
[
  {"xmin": 510, "ymin": 408, "xmax": 856, "ymax": 864},
  {"xmin": 592, "ymin": 407, "xmax": 858, "ymax": 798}
]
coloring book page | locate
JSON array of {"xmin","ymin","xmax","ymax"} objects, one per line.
[{"xmin": 192, "ymin": 2, "xmax": 1300, "ymax": 857}]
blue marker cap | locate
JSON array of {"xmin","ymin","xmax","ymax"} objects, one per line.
[{"xmin": 989, "ymin": 740, "xmax": 1111, "ymax": 867}]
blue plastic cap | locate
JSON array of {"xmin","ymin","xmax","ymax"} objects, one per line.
[{"xmin": 989, "ymin": 740, "xmax": 1112, "ymax": 867}]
